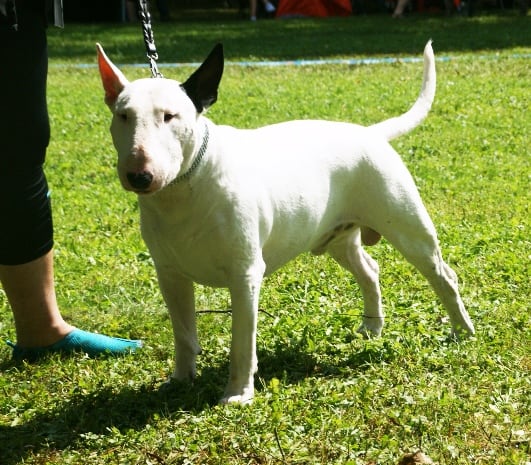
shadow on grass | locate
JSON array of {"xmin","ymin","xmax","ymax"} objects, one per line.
[
  {"xmin": 47, "ymin": 13, "xmax": 531, "ymax": 64},
  {"xmin": 0, "ymin": 341, "xmax": 388, "ymax": 464}
]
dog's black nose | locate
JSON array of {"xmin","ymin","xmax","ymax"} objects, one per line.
[{"xmin": 127, "ymin": 171, "xmax": 153, "ymax": 190}]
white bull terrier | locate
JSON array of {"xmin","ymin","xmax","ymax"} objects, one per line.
[{"xmin": 97, "ymin": 41, "xmax": 474, "ymax": 404}]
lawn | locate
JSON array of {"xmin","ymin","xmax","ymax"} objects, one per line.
[{"xmin": 0, "ymin": 8, "xmax": 530, "ymax": 465}]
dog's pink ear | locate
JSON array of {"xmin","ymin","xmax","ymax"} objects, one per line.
[
  {"xmin": 96, "ymin": 43, "xmax": 129, "ymax": 107},
  {"xmin": 181, "ymin": 43, "xmax": 224, "ymax": 113}
]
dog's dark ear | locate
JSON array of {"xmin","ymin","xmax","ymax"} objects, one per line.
[{"xmin": 181, "ymin": 43, "xmax": 224, "ymax": 113}]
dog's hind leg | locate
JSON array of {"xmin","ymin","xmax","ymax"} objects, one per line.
[
  {"xmin": 328, "ymin": 230, "xmax": 384, "ymax": 337},
  {"xmin": 383, "ymin": 226, "xmax": 475, "ymax": 338}
]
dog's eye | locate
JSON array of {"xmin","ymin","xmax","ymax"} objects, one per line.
[
  {"xmin": 164, "ymin": 113, "xmax": 177, "ymax": 123},
  {"xmin": 118, "ymin": 113, "xmax": 128, "ymax": 122}
]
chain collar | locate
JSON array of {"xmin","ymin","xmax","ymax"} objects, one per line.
[{"xmin": 169, "ymin": 124, "xmax": 210, "ymax": 186}]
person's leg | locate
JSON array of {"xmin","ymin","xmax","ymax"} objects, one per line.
[
  {"xmin": 392, "ymin": 0, "xmax": 410, "ymax": 16},
  {"xmin": 0, "ymin": 1, "xmax": 141, "ymax": 360},
  {"xmin": 0, "ymin": 167, "xmax": 143, "ymax": 359},
  {"xmin": 250, "ymin": 0, "xmax": 258, "ymax": 20},
  {"xmin": 0, "ymin": 251, "xmax": 72, "ymax": 348},
  {"xmin": 0, "ymin": 246, "xmax": 142, "ymax": 359}
]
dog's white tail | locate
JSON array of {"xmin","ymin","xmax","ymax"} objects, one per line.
[{"xmin": 370, "ymin": 40, "xmax": 436, "ymax": 141}]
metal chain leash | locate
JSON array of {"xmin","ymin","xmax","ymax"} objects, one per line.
[{"xmin": 137, "ymin": 0, "xmax": 163, "ymax": 78}]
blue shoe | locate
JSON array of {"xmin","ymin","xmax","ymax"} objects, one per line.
[{"xmin": 7, "ymin": 328, "xmax": 142, "ymax": 361}]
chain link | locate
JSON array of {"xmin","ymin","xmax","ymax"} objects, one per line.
[{"xmin": 137, "ymin": 0, "xmax": 163, "ymax": 78}]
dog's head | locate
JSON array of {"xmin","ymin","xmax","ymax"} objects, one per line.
[{"xmin": 97, "ymin": 44, "xmax": 223, "ymax": 194}]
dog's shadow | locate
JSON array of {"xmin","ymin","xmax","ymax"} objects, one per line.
[
  {"xmin": 0, "ymin": 361, "xmax": 218, "ymax": 464},
  {"xmin": 0, "ymin": 343, "xmax": 383, "ymax": 464}
]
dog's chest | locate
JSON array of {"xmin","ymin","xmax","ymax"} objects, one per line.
[{"xmin": 137, "ymin": 197, "xmax": 252, "ymax": 287}]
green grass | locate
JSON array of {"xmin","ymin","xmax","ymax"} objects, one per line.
[
  {"xmin": 47, "ymin": 10, "xmax": 531, "ymax": 63},
  {"xmin": 1, "ymin": 10, "xmax": 530, "ymax": 465}
]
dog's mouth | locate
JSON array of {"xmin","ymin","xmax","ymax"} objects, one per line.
[
  {"xmin": 122, "ymin": 181, "xmax": 156, "ymax": 196},
  {"xmin": 132, "ymin": 189, "xmax": 152, "ymax": 195},
  {"xmin": 125, "ymin": 184, "xmax": 160, "ymax": 196}
]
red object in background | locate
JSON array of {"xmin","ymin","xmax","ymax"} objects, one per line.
[{"xmin": 276, "ymin": 0, "xmax": 352, "ymax": 17}]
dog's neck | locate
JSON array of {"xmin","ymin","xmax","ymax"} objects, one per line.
[{"xmin": 169, "ymin": 122, "xmax": 210, "ymax": 187}]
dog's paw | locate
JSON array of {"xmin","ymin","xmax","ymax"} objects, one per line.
[
  {"xmin": 158, "ymin": 376, "xmax": 191, "ymax": 394},
  {"xmin": 159, "ymin": 378, "xmax": 177, "ymax": 392},
  {"xmin": 219, "ymin": 393, "xmax": 254, "ymax": 405},
  {"xmin": 171, "ymin": 360, "xmax": 197, "ymax": 381},
  {"xmin": 219, "ymin": 386, "xmax": 255, "ymax": 405},
  {"xmin": 357, "ymin": 318, "xmax": 384, "ymax": 338},
  {"xmin": 450, "ymin": 323, "xmax": 476, "ymax": 341}
]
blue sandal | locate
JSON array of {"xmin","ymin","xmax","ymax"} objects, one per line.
[{"xmin": 7, "ymin": 328, "xmax": 142, "ymax": 361}]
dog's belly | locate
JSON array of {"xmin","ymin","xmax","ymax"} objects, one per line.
[
  {"xmin": 260, "ymin": 221, "xmax": 359, "ymax": 275},
  {"xmin": 145, "ymin": 223, "xmax": 356, "ymax": 287}
]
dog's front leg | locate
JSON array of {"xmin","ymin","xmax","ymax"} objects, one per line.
[
  {"xmin": 221, "ymin": 267, "xmax": 264, "ymax": 405},
  {"xmin": 156, "ymin": 269, "xmax": 201, "ymax": 382}
]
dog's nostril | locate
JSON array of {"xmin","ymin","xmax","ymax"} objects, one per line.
[{"xmin": 127, "ymin": 171, "xmax": 153, "ymax": 190}]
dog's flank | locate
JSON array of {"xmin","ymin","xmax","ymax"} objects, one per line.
[{"xmin": 97, "ymin": 41, "xmax": 474, "ymax": 405}]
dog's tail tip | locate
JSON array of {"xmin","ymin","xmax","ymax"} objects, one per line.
[
  {"xmin": 369, "ymin": 40, "xmax": 436, "ymax": 142},
  {"xmin": 424, "ymin": 39, "xmax": 435, "ymax": 64}
]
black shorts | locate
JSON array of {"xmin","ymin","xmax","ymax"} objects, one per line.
[{"xmin": 0, "ymin": 1, "xmax": 53, "ymax": 265}]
